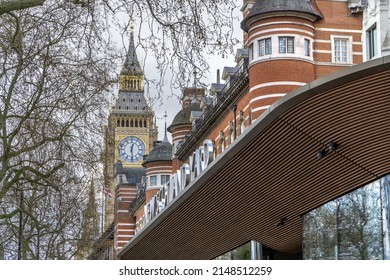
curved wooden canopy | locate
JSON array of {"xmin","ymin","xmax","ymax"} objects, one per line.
[{"xmin": 118, "ymin": 56, "xmax": 390, "ymax": 259}]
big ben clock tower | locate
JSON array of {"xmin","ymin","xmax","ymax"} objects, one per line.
[{"xmin": 103, "ymin": 22, "xmax": 157, "ymax": 229}]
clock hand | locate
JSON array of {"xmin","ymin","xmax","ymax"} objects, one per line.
[{"xmin": 130, "ymin": 144, "xmax": 134, "ymax": 157}]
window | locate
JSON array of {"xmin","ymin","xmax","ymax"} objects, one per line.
[
  {"xmin": 219, "ymin": 131, "xmax": 225, "ymax": 153},
  {"xmin": 229, "ymin": 121, "xmax": 234, "ymax": 144},
  {"xmin": 259, "ymin": 38, "xmax": 272, "ymax": 56},
  {"xmin": 279, "ymin": 36, "xmax": 294, "ymax": 53},
  {"xmin": 249, "ymin": 43, "xmax": 253, "ymax": 61},
  {"xmin": 304, "ymin": 39, "xmax": 310, "ymax": 56},
  {"xmin": 332, "ymin": 37, "xmax": 351, "ymax": 64},
  {"xmin": 239, "ymin": 110, "xmax": 245, "ymax": 135},
  {"xmin": 150, "ymin": 175, "xmax": 157, "ymax": 187},
  {"xmin": 161, "ymin": 175, "xmax": 170, "ymax": 185},
  {"xmin": 367, "ymin": 24, "xmax": 377, "ymax": 60}
]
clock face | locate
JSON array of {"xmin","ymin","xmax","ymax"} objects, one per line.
[{"xmin": 119, "ymin": 136, "xmax": 145, "ymax": 163}]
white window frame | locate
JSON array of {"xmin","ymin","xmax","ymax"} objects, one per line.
[{"xmin": 331, "ymin": 35, "xmax": 353, "ymax": 64}]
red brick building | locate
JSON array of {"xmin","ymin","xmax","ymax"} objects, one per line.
[{"xmin": 96, "ymin": 0, "xmax": 390, "ymax": 260}]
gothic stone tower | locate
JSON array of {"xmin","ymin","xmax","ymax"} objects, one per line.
[{"xmin": 103, "ymin": 25, "xmax": 157, "ymax": 230}]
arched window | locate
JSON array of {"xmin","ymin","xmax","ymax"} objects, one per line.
[
  {"xmin": 117, "ymin": 120, "xmax": 120, "ymax": 127},
  {"xmin": 144, "ymin": 120, "xmax": 147, "ymax": 127},
  {"xmin": 126, "ymin": 120, "xmax": 129, "ymax": 127},
  {"xmin": 135, "ymin": 120, "xmax": 138, "ymax": 127},
  {"xmin": 139, "ymin": 120, "xmax": 143, "ymax": 128},
  {"xmin": 130, "ymin": 120, "xmax": 134, "ymax": 127},
  {"xmin": 121, "ymin": 120, "xmax": 125, "ymax": 127},
  {"xmin": 135, "ymin": 106, "xmax": 138, "ymax": 111}
]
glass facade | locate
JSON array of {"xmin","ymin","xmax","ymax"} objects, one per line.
[
  {"xmin": 303, "ymin": 174, "xmax": 390, "ymax": 259},
  {"xmin": 214, "ymin": 242, "xmax": 252, "ymax": 260}
]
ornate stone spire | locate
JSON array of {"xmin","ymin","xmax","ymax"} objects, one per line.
[{"xmin": 120, "ymin": 19, "xmax": 143, "ymax": 76}]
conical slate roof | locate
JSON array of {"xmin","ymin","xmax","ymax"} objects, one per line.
[
  {"xmin": 142, "ymin": 140, "xmax": 172, "ymax": 166},
  {"xmin": 242, "ymin": 0, "xmax": 322, "ymax": 31},
  {"xmin": 167, "ymin": 101, "xmax": 202, "ymax": 132},
  {"xmin": 120, "ymin": 29, "xmax": 143, "ymax": 76}
]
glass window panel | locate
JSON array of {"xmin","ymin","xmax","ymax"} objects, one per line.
[
  {"xmin": 231, "ymin": 242, "xmax": 251, "ymax": 260},
  {"xmin": 334, "ymin": 38, "xmax": 349, "ymax": 63},
  {"xmin": 265, "ymin": 38, "xmax": 272, "ymax": 55},
  {"xmin": 367, "ymin": 24, "xmax": 378, "ymax": 59},
  {"xmin": 302, "ymin": 201, "xmax": 338, "ymax": 259},
  {"xmin": 303, "ymin": 175, "xmax": 387, "ymax": 260},
  {"xmin": 381, "ymin": 175, "xmax": 390, "ymax": 259},
  {"xmin": 337, "ymin": 183, "xmax": 382, "ymax": 260},
  {"xmin": 249, "ymin": 43, "xmax": 253, "ymax": 61},
  {"xmin": 150, "ymin": 175, "xmax": 157, "ymax": 186},
  {"xmin": 279, "ymin": 37, "xmax": 286, "ymax": 53},
  {"xmin": 259, "ymin": 38, "xmax": 271, "ymax": 56},
  {"xmin": 287, "ymin": 37, "xmax": 294, "ymax": 53},
  {"xmin": 259, "ymin": 39, "xmax": 265, "ymax": 56},
  {"xmin": 279, "ymin": 37, "xmax": 294, "ymax": 53},
  {"xmin": 304, "ymin": 39, "xmax": 310, "ymax": 56},
  {"xmin": 161, "ymin": 175, "xmax": 170, "ymax": 185}
]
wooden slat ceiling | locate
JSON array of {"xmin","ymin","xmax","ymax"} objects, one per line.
[{"xmin": 119, "ymin": 57, "xmax": 390, "ymax": 260}]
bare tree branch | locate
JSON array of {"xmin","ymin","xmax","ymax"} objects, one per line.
[{"xmin": 0, "ymin": 0, "xmax": 46, "ymax": 15}]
